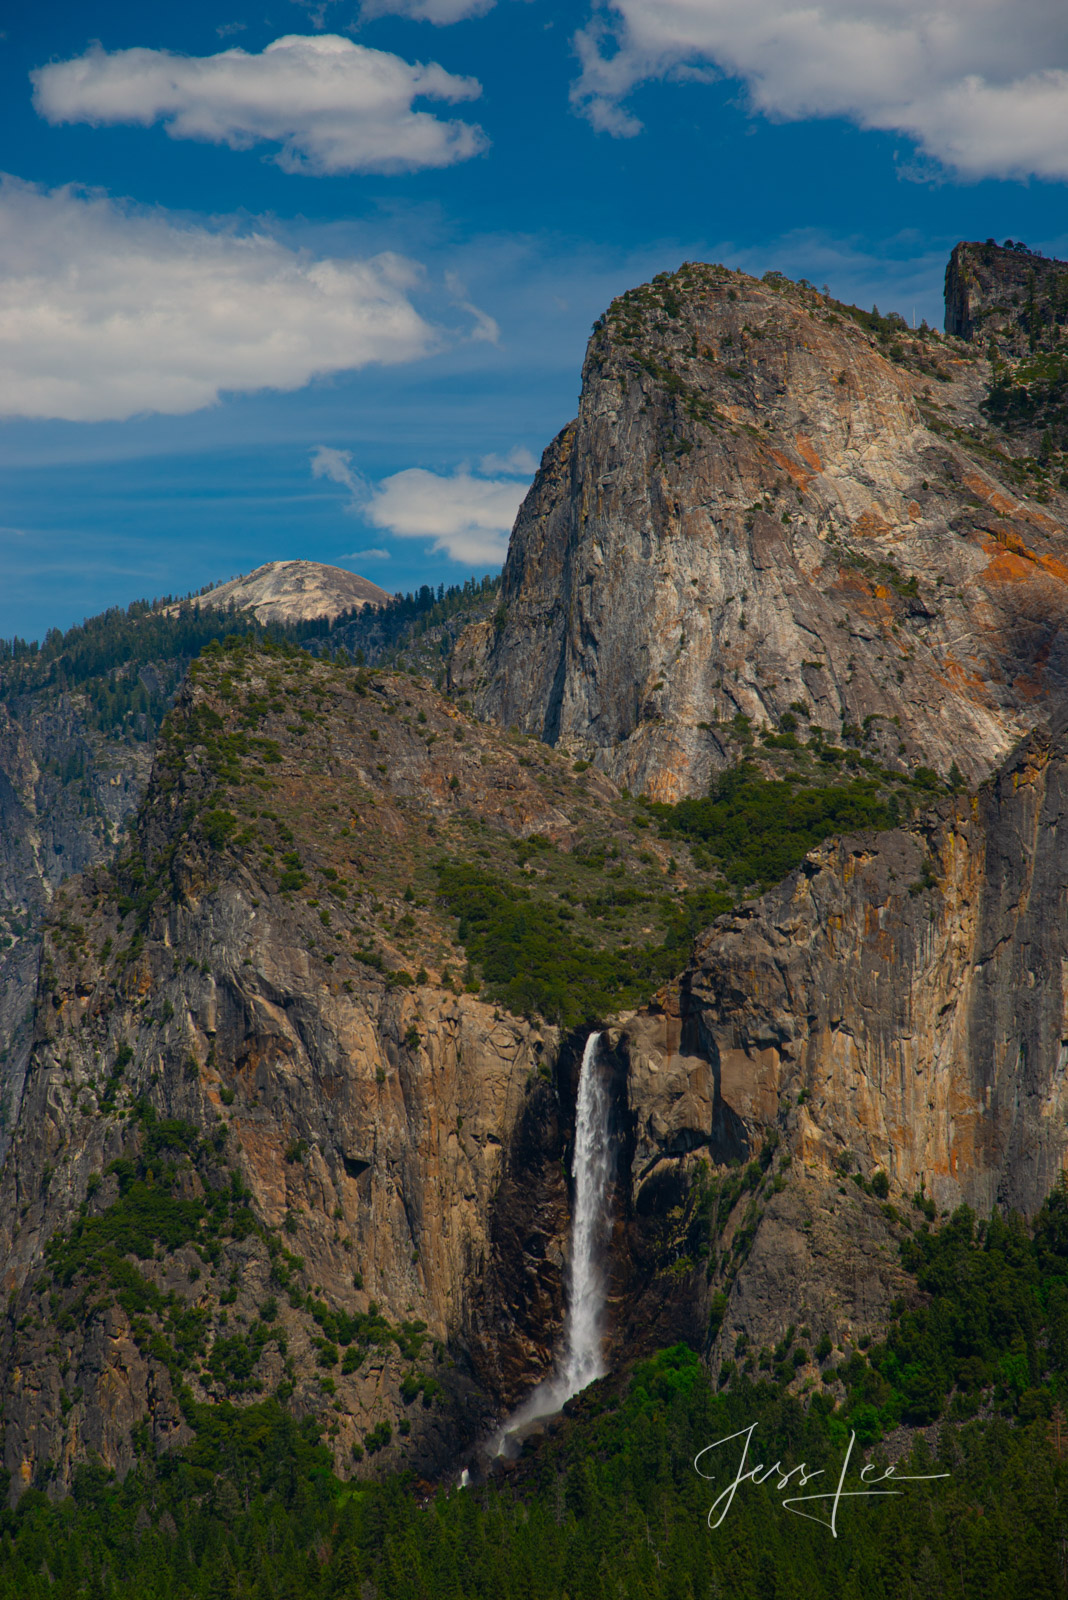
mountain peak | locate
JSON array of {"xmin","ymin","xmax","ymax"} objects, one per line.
[
  {"xmin": 453, "ymin": 257, "xmax": 1068, "ymax": 801},
  {"xmin": 188, "ymin": 559, "xmax": 391, "ymax": 626}
]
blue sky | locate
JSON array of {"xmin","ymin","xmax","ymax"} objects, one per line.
[{"xmin": 3, "ymin": 0, "xmax": 1068, "ymax": 639}]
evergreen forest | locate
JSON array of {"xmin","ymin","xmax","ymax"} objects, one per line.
[{"xmin": 2, "ymin": 1183, "xmax": 1067, "ymax": 1598}]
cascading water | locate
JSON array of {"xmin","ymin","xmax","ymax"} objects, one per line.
[
  {"xmin": 559, "ymin": 1029, "xmax": 613, "ymax": 1395},
  {"xmin": 491, "ymin": 1031, "xmax": 614, "ymax": 1454}
]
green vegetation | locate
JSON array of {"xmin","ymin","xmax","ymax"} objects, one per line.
[
  {"xmin": 646, "ymin": 761, "xmax": 901, "ymax": 894},
  {"xmin": 984, "ymin": 348, "xmax": 1068, "ymax": 441},
  {"xmin": 0, "ymin": 1337, "xmax": 1063, "ymax": 1598},
  {"xmin": 437, "ymin": 736, "xmax": 949, "ymax": 1026},
  {"xmin": 0, "ymin": 575, "xmax": 501, "ymax": 747},
  {"xmin": 7, "ymin": 1002, "xmax": 1068, "ymax": 1599},
  {"xmin": 36, "ymin": 1102, "xmax": 432, "ymax": 1412},
  {"xmin": 40, "ymin": 1106, "xmax": 277, "ymax": 1399},
  {"xmin": 832, "ymin": 1184, "xmax": 1068, "ymax": 1438},
  {"xmin": 436, "ymin": 861, "xmax": 713, "ymax": 1027},
  {"xmin": 0, "ymin": 602, "xmax": 304, "ymax": 742},
  {"xmin": 326, "ymin": 574, "xmax": 502, "ymax": 677}
]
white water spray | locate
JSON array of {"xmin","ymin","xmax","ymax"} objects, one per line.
[{"xmin": 491, "ymin": 1031, "xmax": 613, "ymax": 1453}]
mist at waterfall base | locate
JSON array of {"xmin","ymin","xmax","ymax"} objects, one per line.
[{"xmin": 491, "ymin": 1030, "xmax": 615, "ymax": 1460}]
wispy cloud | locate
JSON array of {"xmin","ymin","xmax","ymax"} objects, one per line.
[
  {"xmin": 446, "ymin": 270, "xmax": 500, "ymax": 344},
  {"xmin": 359, "ymin": 0, "xmax": 495, "ymax": 23},
  {"xmin": 310, "ymin": 445, "xmax": 366, "ymax": 499},
  {"xmin": 478, "ymin": 445, "xmax": 537, "ymax": 475}
]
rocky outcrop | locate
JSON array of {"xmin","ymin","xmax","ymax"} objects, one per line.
[
  {"xmin": 945, "ymin": 239, "xmax": 1068, "ymax": 355},
  {"xmin": 683, "ymin": 719, "xmax": 1068, "ymax": 1216},
  {"xmin": 0, "ymin": 567, "xmax": 399, "ymax": 1129},
  {"xmin": 453, "ymin": 261, "xmax": 1068, "ymax": 801}
]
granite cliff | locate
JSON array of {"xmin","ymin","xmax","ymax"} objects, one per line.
[
  {"xmin": 0, "ymin": 695, "xmax": 153, "ymax": 1135},
  {"xmin": 945, "ymin": 238, "xmax": 1068, "ymax": 358},
  {"xmin": 606, "ymin": 714, "xmax": 1068, "ymax": 1373},
  {"xmin": 454, "ymin": 258, "xmax": 1068, "ymax": 801},
  {"xmin": 6, "ymin": 634, "xmax": 1068, "ymax": 1494}
]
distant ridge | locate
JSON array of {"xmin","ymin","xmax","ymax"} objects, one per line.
[{"xmin": 181, "ymin": 559, "xmax": 391, "ymax": 627}]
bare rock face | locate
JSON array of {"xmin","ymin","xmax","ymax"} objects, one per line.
[
  {"xmin": 186, "ymin": 562, "xmax": 390, "ymax": 626},
  {"xmin": 0, "ymin": 697, "xmax": 150, "ymax": 1130},
  {"xmin": 454, "ymin": 262, "xmax": 1068, "ymax": 800},
  {"xmin": 0, "ymin": 566, "xmax": 397, "ymax": 1139},
  {"xmin": 679, "ymin": 719, "xmax": 1068, "ymax": 1217},
  {"xmin": 591, "ymin": 717, "xmax": 1068, "ymax": 1369}
]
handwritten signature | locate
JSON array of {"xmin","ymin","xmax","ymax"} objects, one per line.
[{"xmin": 695, "ymin": 1423, "xmax": 950, "ymax": 1538}]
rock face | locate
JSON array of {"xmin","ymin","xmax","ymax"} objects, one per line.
[
  {"xmin": 453, "ymin": 262, "xmax": 1068, "ymax": 801},
  {"xmin": 680, "ymin": 718, "xmax": 1068, "ymax": 1217},
  {"xmin": 0, "ymin": 643, "xmax": 706, "ymax": 1495},
  {"xmin": 0, "ymin": 697, "xmax": 151, "ymax": 1129},
  {"xmin": 945, "ymin": 239, "xmax": 1068, "ymax": 355},
  {"xmin": 602, "ymin": 716, "xmax": 1068, "ymax": 1366},
  {"xmin": 0, "ymin": 569, "xmax": 419, "ymax": 1133},
  {"xmin": 186, "ymin": 562, "xmax": 391, "ymax": 626}
]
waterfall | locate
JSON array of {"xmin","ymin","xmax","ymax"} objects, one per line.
[
  {"xmin": 560, "ymin": 1029, "xmax": 612, "ymax": 1394},
  {"xmin": 491, "ymin": 1030, "xmax": 613, "ymax": 1455}
]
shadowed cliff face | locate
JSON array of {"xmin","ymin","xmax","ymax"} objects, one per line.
[
  {"xmin": 454, "ymin": 262, "xmax": 1068, "ymax": 801},
  {"xmin": 0, "ymin": 699, "xmax": 151, "ymax": 1134}
]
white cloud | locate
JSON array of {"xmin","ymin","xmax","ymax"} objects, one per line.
[
  {"xmin": 31, "ymin": 33, "xmax": 487, "ymax": 176},
  {"xmin": 478, "ymin": 445, "xmax": 538, "ymax": 475},
  {"xmin": 311, "ymin": 444, "xmax": 365, "ymax": 497},
  {"xmin": 340, "ymin": 547, "xmax": 391, "ymax": 559},
  {"xmin": 360, "ymin": 0, "xmax": 495, "ymax": 22},
  {"xmin": 365, "ymin": 466, "xmax": 529, "ymax": 563},
  {"xmin": 445, "ymin": 270, "xmax": 500, "ymax": 343},
  {"xmin": 0, "ymin": 177, "xmax": 434, "ymax": 422},
  {"xmin": 572, "ymin": 1, "xmax": 1068, "ymax": 182}
]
